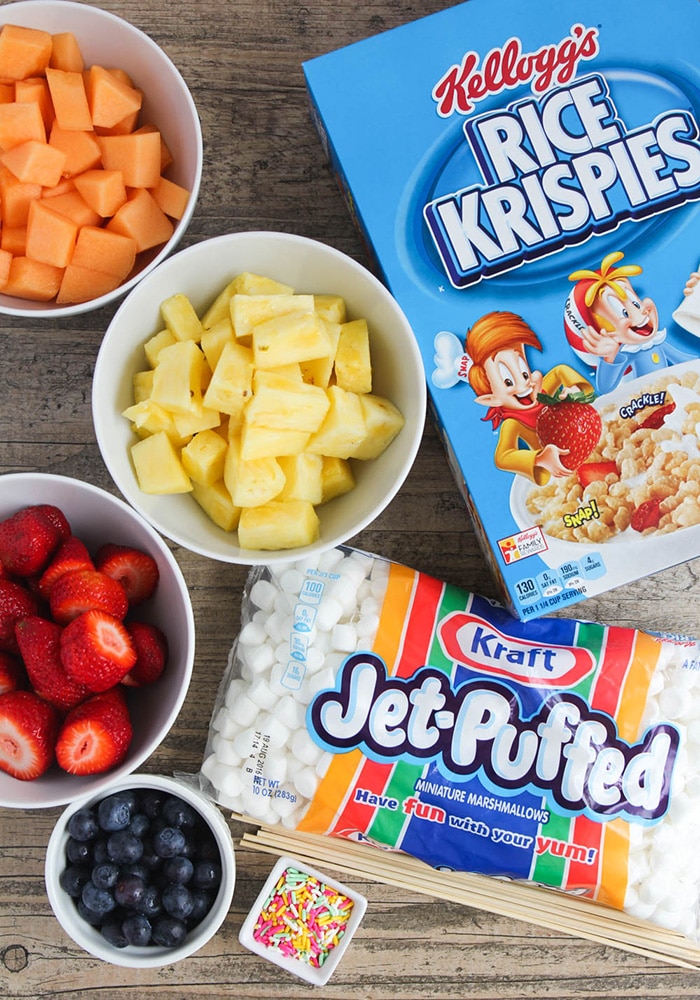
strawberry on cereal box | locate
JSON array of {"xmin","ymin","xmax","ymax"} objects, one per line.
[{"xmin": 304, "ymin": 0, "xmax": 700, "ymax": 619}]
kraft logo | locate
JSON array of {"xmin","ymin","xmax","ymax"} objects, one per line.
[{"xmin": 438, "ymin": 612, "xmax": 596, "ymax": 687}]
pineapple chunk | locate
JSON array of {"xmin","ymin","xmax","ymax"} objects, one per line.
[
  {"xmin": 300, "ymin": 320, "xmax": 341, "ymax": 387},
  {"xmin": 306, "ymin": 386, "xmax": 366, "ymax": 458},
  {"xmin": 229, "ymin": 272, "xmax": 294, "ymax": 296},
  {"xmin": 313, "ymin": 294, "xmax": 347, "ymax": 324},
  {"xmin": 350, "ymin": 394, "xmax": 405, "ymax": 459},
  {"xmin": 240, "ymin": 424, "xmax": 310, "ymax": 460},
  {"xmin": 252, "ymin": 310, "xmax": 333, "ymax": 368},
  {"xmin": 132, "ymin": 370, "xmax": 154, "ymax": 403},
  {"xmin": 201, "ymin": 317, "xmax": 234, "ymax": 370},
  {"xmin": 321, "ymin": 456, "xmax": 355, "ymax": 503},
  {"xmin": 231, "ymin": 293, "xmax": 314, "ymax": 341},
  {"xmin": 202, "ymin": 340, "xmax": 254, "ymax": 418},
  {"xmin": 150, "ymin": 340, "xmax": 206, "ymax": 415},
  {"xmin": 334, "ymin": 318, "xmax": 372, "ymax": 394},
  {"xmin": 191, "ymin": 479, "xmax": 241, "ymax": 531},
  {"xmin": 277, "ymin": 453, "xmax": 324, "ymax": 504},
  {"xmin": 202, "ymin": 277, "xmax": 239, "ymax": 329},
  {"xmin": 173, "ymin": 401, "xmax": 221, "ymax": 438},
  {"xmin": 224, "ymin": 435, "xmax": 286, "ymax": 508},
  {"xmin": 238, "ymin": 500, "xmax": 320, "ymax": 550},
  {"xmin": 160, "ymin": 292, "xmax": 203, "ymax": 342},
  {"xmin": 130, "ymin": 432, "xmax": 193, "ymax": 494},
  {"xmin": 144, "ymin": 329, "xmax": 176, "ymax": 368},
  {"xmin": 122, "ymin": 399, "xmax": 190, "ymax": 446},
  {"xmin": 245, "ymin": 370, "xmax": 330, "ymax": 432},
  {"xmin": 266, "ymin": 362, "xmax": 302, "ymax": 381},
  {"xmin": 182, "ymin": 429, "xmax": 229, "ymax": 486}
]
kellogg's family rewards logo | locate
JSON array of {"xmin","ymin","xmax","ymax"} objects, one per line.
[{"xmin": 424, "ymin": 24, "xmax": 700, "ymax": 287}]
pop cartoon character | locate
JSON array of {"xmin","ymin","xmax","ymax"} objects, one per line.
[
  {"xmin": 433, "ymin": 312, "xmax": 595, "ymax": 484},
  {"xmin": 564, "ymin": 251, "xmax": 700, "ymax": 393}
]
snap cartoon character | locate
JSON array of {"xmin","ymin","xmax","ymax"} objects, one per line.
[
  {"xmin": 564, "ymin": 251, "xmax": 700, "ymax": 393},
  {"xmin": 433, "ymin": 312, "xmax": 594, "ymax": 484}
]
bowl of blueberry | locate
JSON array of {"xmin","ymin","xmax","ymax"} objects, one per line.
[{"xmin": 45, "ymin": 773, "xmax": 236, "ymax": 967}]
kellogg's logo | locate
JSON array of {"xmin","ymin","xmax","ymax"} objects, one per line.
[
  {"xmin": 432, "ymin": 24, "xmax": 600, "ymax": 117},
  {"xmin": 438, "ymin": 611, "xmax": 596, "ymax": 687}
]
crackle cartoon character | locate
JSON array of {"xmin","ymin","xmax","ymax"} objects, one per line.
[
  {"xmin": 432, "ymin": 311, "xmax": 594, "ymax": 484},
  {"xmin": 564, "ymin": 251, "xmax": 700, "ymax": 393}
]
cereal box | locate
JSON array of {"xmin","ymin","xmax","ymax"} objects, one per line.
[{"xmin": 303, "ymin": 0, "xmax": 700, "ymax": 620}]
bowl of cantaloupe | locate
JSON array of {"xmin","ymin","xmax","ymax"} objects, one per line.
[
  {"xmin": 92, "ymin": 230, "xmax": 427, "ymax": 564},
  {"xmin": 0, "ymin": 1, "xmax": 202, "ymax": 317}
]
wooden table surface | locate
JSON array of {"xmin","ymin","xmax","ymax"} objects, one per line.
[{"xmin": 2, "ymin": 0, "xmax": 700, "ymax": 997}]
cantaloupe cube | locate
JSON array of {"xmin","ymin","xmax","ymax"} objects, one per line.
[
  {"xmin": 0, "ymin": 83, "xmax": 14, "ymax": 104},
  {"xmin": 191, "ymin": 480, "xmax": 241, "ymax": 532},
  {"xmin": 97, "ymin": 131, "xmax": 162, "ymax": 188},
  {"xmin": 0, "ymin": 247, "xmax": 11, "ymax": 288},
  {"xmin": 134, "ymin": 123, "xmax": 173, "ymax": 172},
  {"xmin": 87, "ymin": 65, "xmax": 142, "ymax": 130},
  {"xmin": 48, "ymin": 123, "xmax": 101, "ymax": 178},
  {"xmin": 49, "ymin": 32, "xmax": 84, "ymax": 73},
  {"xmin": 106, "ymin": 187, "xmax": 174, "ymax": 252},
  {"xmin": 4, "ymin": 256, "xmax": 63, "ymax": 301},
  {"xmin": 1, "ymin": 225, "xmax": 26, "ymax": 255},
  {"xmin": 149, "ymin": 175, "xmax": 189, "ymax": 220},
  {"xmin": 93, "ymin": 107, "xmax": 140, "ymax": 137},
  {"xmin": 0, "ymin": 138, "xmax": 66, "ymax": 187},
  {"xmin": 15, "ymin": 77, "xmax": 54, "ymax": 130},
  {"xmin": 41, "ymin": 177, "xmax": 75, "ymax": 200},
  {"xmin": 56, "ymin": 264, "xmax": 122, "ymax": 304},
  {"xmin": 43, "ymin": 189, "xmax": 101, "ymax": 228},
  {"xmin": 0, "ymin": 168, "xmax": 41, "ymax": 225},
  {"xmin": 130, "ymin": 431, "xmax": 193, "ymax": 494},
  {"xmin": 45, "ymin": 67, "xmax": 92, "ymax": 131},
  {"xmin": 72, "ymin": 167, "xmax": 126, "ymax": 216},
  {"xmin": 70, "ymin": 226, "xmax": 137, "ymax": 280},
  {"xmin": 0, "ymin": 25, "xmax": 52, "ymax": 81},
  {"xmin": 0, "ymin": 100, "xmax": 45, "ymax": 150},
  {"xmin": 26, "ymin": 198, "xmax": 78, "ymax": 267}
]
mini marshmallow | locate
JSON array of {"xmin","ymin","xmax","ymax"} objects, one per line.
[
  {"xmin": 332, "ymin": 623, "xmax": 357, "ymax": 652},
  {"xmin": 249, "ymin": 577, "xmax": 278, "ymax": 612},
  {"xmin": 317, "ymin": 547, "xmax": 346, "ymax": 572},
  {"xmin": 264, "ymin": 610, "xmax": 292, "ymax": 644},
  {"xmin": 228, "ymin": 690, "xmax": 259, "ymax": 727},
  {"xmin": 248, "ymin": 676, "xmax": 279, "ymax": 712},
  {"xmin": 356, "ymin": 612, "xmax": 380, "ymax": 638},
  {"xmin": 330, "ymin": 574, "xmax": 362, "ymax": 615},
  {"xmin": 262, "ymin": 753, "xmax": 288, "ymax": 785},
  {"xmin": 314, "ymin": 596, "xmax": 344, "ymax": 632},
  {"xmin": 294, "ymin": 766, "xmax": 320, "ymax": 800},
  {"xmin": 238, "ymin": 641, "xmax": 276, "ymax": 676},
  {"xmin": 224, "ymin": 677, "xmax": 248, "ymax": 709},
  {"xmin": 291, "ymin": 728, "xmax": 324, "ymax": 767},
  {"xmin": 270, "ymin": 786, "xmax": 300, "ymax": 819},
  {"xmin": 212, "ymin": 733, "xmax": 243, "ymax": 768},
  {"xmin": 275, "ymin": 695, "xmax": 306, "ymax": 731},
  {"xmin": 256, "ymin": 712, "xmax": 291, "ymax": 749},
  {"xmin": 279, "ymin": 568, "xmax": 305, "ymax": 594},
  {"xmin": 212, "ymin": 706, "xmax": 239, "ymax": 740}
]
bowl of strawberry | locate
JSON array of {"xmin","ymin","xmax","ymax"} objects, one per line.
[
  {"xmin": 0, "ymin": 472, "xmax": 195, "ymax": 808},
  {"xmin": 45, "ymin": 773, "xmax": 236, "ymax": 967}
]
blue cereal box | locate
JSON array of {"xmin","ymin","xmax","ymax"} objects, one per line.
[{"xmin": 303, "ymin": 0, "xmax": 700, "ymax": 620}]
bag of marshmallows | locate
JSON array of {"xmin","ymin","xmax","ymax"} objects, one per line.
[{"xmin": 199, "ymin": 545, "xmax": 700, "ymax": 943}]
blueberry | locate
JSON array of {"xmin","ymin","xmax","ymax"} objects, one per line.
[
  {"xmin": 152, "ymin": 915, "xmax": 187, "ymax": 948},
  {"xmin": 121, "ymin": 863, "xmax": 149, "ymax": 882},
  {"xmin": 114, "ymin": 874, "xmax": 146, "ymax": 909},
  {"xmin": 140, "ymin": 789, "xmax": 166, "ymax": 819},
  {"xmin": 162, "ymin": 795, "xmax": 197, "ymax": 829},
  {"xmin": 66, "ymin": 838, "xmax": 92, "ymax": 865},
  {"xmin": 188, "ymin": 889, "xmax": 214, "ymax": 924},
  {"xmin": 107, "ymin": 830, "xmax": 144, "ymax": 865},
  {"xmin": 152, "ymin": 826, "xmax": 186, "ymax": 858},
  {"xmin": 162, "ymin": 883, "xmax": 194, "ymax": 921},
  {"xmin": 67, "ymin": 808, "xmax": 99, "ymax": 842},
  {"xmin": 101, "ymin": 919, "xmax": 128, "ymax": 948},
  {"xmin": 162, "ymin": 856, "xmax": 193, "ymax": 885},
  {"xmin": 135, "ymin": 883, "xmax": 162, "ymax": 918},
  {"xmin": 122, "ymin": 913, "xmax": 152, "ymax": 947},
  {"xmin": 59, "ymin": 865, "xmax": 91, "ymax": 899},
  {"xmin": 82, "ymin": 881, "xmax": 116, "ymax": 917},
  {"xmin": 128, "ymin": 813, "xmax": 150, "ymax": 838},
  {"xmin": 91, "ymin": 863, "xmax": 120, "ymax": 890},
  {"xmin": 139, "ymin": 837, "xmax": 163, "ymax": 871},
  {"xmin": 192, "ymin": 859, "xmax": 221, "ymax": 891},
  {"xmin": 92, "ymin": 839, "xmax": 110, "ymax": 864},
  {"xmin": 77, "ymin": 899, "xmax": 104, "ymax": 927},
  {"xmin": 97, "ymin": 794, "xmax": 131, "ymax": 832}
]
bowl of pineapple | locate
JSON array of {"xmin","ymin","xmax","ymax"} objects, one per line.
[{"xmin": 92, "ymin": 230, "xmax": 426, "ymax": 564}]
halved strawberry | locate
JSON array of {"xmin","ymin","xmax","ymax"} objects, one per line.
[
  {"xmin": 49, "ymin": 568, "xmax": 129, "ymax": 625},
  {"xmin": 94, "ymin": 544, "xmax": 159, "ymax": 606},
  {"xmin": 576, "ymin": 460, "xmax": 619, "ymax": 488},
  {"xmin": 0, "ymin": 651, "xmax": 25, "ymax": 695},
  {"xmin": 0, "ymin": 578, "xmax": 40, "ymax": 652},
  {"xmin": 0, "ymin": 689, "xmax": 59, "ymax": 780},
  {"xmin": 122, "ymin": 621, "xmax": 169, "ymax": 687},
  {"xmin": 37, "ymin": 535, "xmax": 94, "ymax": 600},
  {"xmin": 60, "ymin": 609, "xmax": 137, "ymax": 692},
  {"xmin": 55, "ymin": 687, "xmax": 132, "ymax": 775},
  {"xmin": 0, "ymin": 506, "xmax": 63, "ymax": 577},
  {"xmin": 15, "ymin": 615, "xmax": 90, "ymax": 712}
]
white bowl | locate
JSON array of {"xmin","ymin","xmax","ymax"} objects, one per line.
[
  {"xmin": 92, "ymin": 231, "xmax": 427, "ymax": 565},
  {"xmin": 0, "ymin": 1, "xmax": 202, "ymax": 318},
  {"xmin": 0, "ymin": 473, "xmax": 195, "ymax": 809},
  {"xmin": 45, "ymin": 773, "xmax": 235, "ymax": 968}
]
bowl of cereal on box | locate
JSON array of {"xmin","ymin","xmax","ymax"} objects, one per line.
[
  {"xmin": 0, "ymin": 473, "xmax": 195, "ymax": 809},
  {"xmin": 45, "ymin": 773, "xmax": 235, "ymax": 967},
  {"xmin": 92, "ymin": 230, "xmax": 426, "ymax": 565},
  {"xmin": 0, "ymin": 1, "xmax": 202, "ymax": 318}
]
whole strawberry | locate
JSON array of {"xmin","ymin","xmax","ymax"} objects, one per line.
[
  {"xmin": 0, "ymin": 505, "xmax": 66, "ymax": 577},
  {"xmin": 15, "ymin": 615, "xmax": 90, "ymax": 712},
  {"xmin": 55, "ymin": 687, "xmax": 133, "ymax": 775},
  {"xmin": 60, "ymin": 609, "xmax": 137, "ymax": 692},
  {"xmin": 122, "ymin": 621, "xmax": 169, "ymax": 686},
  {"xmin": 37, "ymin": 535, "xmax": 94, "ymax": 600},
  {"xmin": 0, "ymin": 651, "xmax": 25, "ymax": 695},
  {"xmin": 536, "ymin": 388, "xmax": 602, "ymax": 471},
  {"xmin": 0, "ymin": 578, "xmax": 40, "ymax": 652},
  {"xmin": 0, "ymin": 689, "xmax": 59, "ymax": 780}
]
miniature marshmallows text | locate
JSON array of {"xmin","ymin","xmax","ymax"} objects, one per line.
[{"xmin": 201, "ymin": 548, "xmax": 388, "ymax": 829}]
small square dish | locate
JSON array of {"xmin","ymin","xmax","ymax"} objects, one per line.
[{"xmin": 238, "ymin": 855, "xmax": 367, "ymax": 986}]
